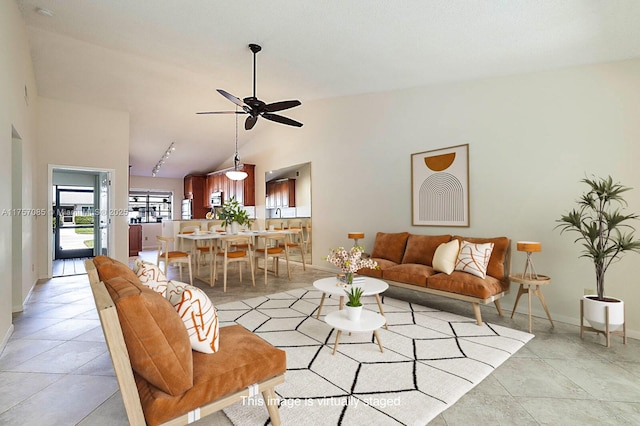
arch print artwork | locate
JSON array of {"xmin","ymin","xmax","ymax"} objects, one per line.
[{"xmin": 411, "ymin": 144, "xmax": 469, "ymax": 226}]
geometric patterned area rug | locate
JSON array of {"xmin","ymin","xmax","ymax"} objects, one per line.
[{"xmin": 218, "ymin": 287, "xmax": 533, "ymax": 425}]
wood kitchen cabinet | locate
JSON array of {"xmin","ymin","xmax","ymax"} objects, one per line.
[
  {"xmin": 128, "ymin": 224, "xmax": 142, "ymax": 257},
  {"xmin": 266, "ymin": 179, "xmax": 295, "ymax": 208},
  {"xmin": 183, "ymin": 174, "xmax": 208, "ymax": 218},
  {"xmin": 201, "ymin": 164, "xmax": 256, "ymax": 207}
]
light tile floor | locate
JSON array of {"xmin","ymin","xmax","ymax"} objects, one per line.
[{"xmin": 1, "ymin": 252, "xmax": 639, "ymax": 425}]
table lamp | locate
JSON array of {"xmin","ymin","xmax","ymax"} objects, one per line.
[
  {"xmin": 348, "ymin": 232, "xmax": 365, "ymax": 248},
  {"xmin": 517, "ymin": 241, "xmax": 542, "ymax": 280}
]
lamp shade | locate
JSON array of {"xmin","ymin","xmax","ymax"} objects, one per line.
[
  {"xmin": 517, "ymin": 241, "xmax": 542, "ymax": 253},
  {"xmin": 226, "ymin": 170, "xmax": 248, "ymax": 181},
  {"xmin": 348, "ymin": 232, "xmax": 365, "ymax": 240}
]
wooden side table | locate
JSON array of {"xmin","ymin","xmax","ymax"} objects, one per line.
[{"xmin": 509, "ymin": 273, "xmax": 554, "ymax": 333}]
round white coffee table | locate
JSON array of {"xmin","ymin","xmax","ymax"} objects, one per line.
[
  {"xmin": 324, "ymin": 309, "xmax": 386, "ymax": 355},
  {"xmin": 313, "ymin": 276, "xmax": 389, "ymax": 328}
]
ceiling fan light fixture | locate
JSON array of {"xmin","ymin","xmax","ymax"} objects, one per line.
[
  {"xmin": 226, "ymin": 108, "xmax": 247, "ymax": 181},
  {"xmin": 226, "ymin": 169, "xmax": 248, "ymax": 181}
]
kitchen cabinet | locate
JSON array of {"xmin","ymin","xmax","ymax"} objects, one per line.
[
  {"xmin": 204, "ymin": 164, "xmax": 255, "ymax": 207},
  {"xmin": 128, "ymin": 224, "xmax": 142, "ymax": 257},
  {"xmin": 266, "ymin": 179, "xmax": 296, "ymax": 208},
  {"xmin": 183, "ymin": 174, "xmax": 208, "ymax": 219}
]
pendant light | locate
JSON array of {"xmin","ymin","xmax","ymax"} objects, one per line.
[{"xmin": 226, "ymin": 107, "xmax": 248, "ymax": 181}]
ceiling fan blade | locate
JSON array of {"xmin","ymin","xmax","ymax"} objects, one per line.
[
  {"xmin": 217, "ymin": 89, "xmax": 247, "ymax": 107},
  {"xmin": 245, "ymin": 115, "xmax": 258, "ymax": 130},
  {"xmin": 262, "ymin": 112, "xmax": 303, "ymax": 127},
  {"xmin": 196, "ymin": 111, "xmax": 247, "ymax": 115},
  {"xmin": 264, "ymin": 100, "xmax": 301, "ymax": 113}
]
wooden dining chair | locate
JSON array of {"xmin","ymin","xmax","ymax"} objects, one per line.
[
  {"xmin": 213, "ymin": 235, "xmax": 255, "ymax": 292},
  {"xmin": 156, "ymin": 235, "xmax": 193, "ymax": 285},
  {"xmin": 303, "ymin": 219, "xmax": 312, "ymax": 254},
  {"xmin": 279, "ymin": 227, "xmax": 306, "ymax": 270},
  {"xmin": 266, "ymin": 219, "xmax": 284, "ymax": 231},
  {"xmin": 195, "ymin": 238, "xmax": 216, "ymax": 278},
  {"xmin": 256, "ymin": 233, "xmax": 291, "ymax": 284}
]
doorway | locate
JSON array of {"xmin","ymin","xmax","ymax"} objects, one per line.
[
  {"xmin": 53, "ymin": 186, "xmax": 95, "ymax": 260},
  {"xmin": 50, "ymin": 168, "xmax": 112, "ymax": 277}
]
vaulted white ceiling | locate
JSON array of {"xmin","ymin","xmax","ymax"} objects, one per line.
[{"xmin": 17, "ymin": 0, "xmax": 640, "ymax": 178}]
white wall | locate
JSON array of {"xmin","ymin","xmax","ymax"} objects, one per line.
[
  {"xmin": 0, "ymin": 0, "xmax": 39, "ymax": 347},
  {"xmin": 36, "ymin": 97, "xmax": 130, "ymax": 270},
  {"xmin": 240, "ymin": 58, "xmax": 640, "ymax": 336}
]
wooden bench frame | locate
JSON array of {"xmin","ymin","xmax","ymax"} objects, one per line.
[
  {"xmin": 85, "ymin": 260, "xmax": 284, "ymax": 425},
  {"xmin": 384, "ymin": 279, "xmax": 508, "ymax": 326}
]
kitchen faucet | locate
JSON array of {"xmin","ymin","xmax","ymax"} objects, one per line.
[{"xmin": 275, "ymin": 208, "xmax": 281, "ymax": 218}]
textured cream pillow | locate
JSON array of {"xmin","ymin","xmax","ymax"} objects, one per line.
[
  {"xmin": 455, "ymin": 241, "xmax": 495, "ymax": 279},
  {"xmin": 166, "ymin": 281, "xmax": 220, "ymax": 354},
  {"xmin": 432, "ymin": 240, "xmax": 460, "ymax": 274},
  {"xmin": 133, "ymin": 259, "xmax": 169, "ymax": 295}
]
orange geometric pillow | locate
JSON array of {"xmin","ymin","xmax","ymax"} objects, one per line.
[
  {"xmin": 455, "ymin": 240, "xmax": 494, "ymax": 279},
  {"xmin": 166, "ymin": 281, "xmax": 220, "ymax": 354}
]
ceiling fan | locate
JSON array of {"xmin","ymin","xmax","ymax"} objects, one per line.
[{"xmin": 197, "ymin": 44, "xmax": 303, "ymax": 130}]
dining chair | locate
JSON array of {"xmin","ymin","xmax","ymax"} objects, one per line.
[
  {"xmin": 180, "ymin": 225, "xmax": 210, "ymax": 274},
  {"xmin": 255, "ymin": 233, "xmax": 291, "ymax": 284},
  {"xmin": 279, "ymin": 226, "xmax": 306, "ymax": 270},
  {"xmin": 156, "ymin": 235, "xmax": 193, "ymax": 285},
  {"xmin": 266, "ymin": 219, "xmax": 284, "ymax": 231},
  {"xmin": 213, "ymin": 235, "xmax": 255, "ymax": 292},
  {"xmin": 195, "ymin": 238, "xmax": 216, "ymax": 278},
  {"xmin": 208, "ymin": 221, "xmax": 225, "ymax": 232},
  {"xmin": 303, "ymin": 219, "xmax": 312, "ymax": 254},
  {"xmin": 179, "ymin": 224, "xmax": 199, "ymax": 251}
]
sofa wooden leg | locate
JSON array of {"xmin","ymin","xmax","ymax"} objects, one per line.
[
  {"xmin": 472, "ymin": 303, "xmax": 483, "ymax": 325},
  {"xmin": 262, "ymin": 387, "xmax": 281, "ymax": 426},
  {"xmin": 494, "ymin": 299, "xmax": 503, "ymax": 316}
]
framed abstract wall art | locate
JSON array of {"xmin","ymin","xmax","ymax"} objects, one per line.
[{"xmin": 411, "ymin": 144, "xmax": 469, "ymax": 227}]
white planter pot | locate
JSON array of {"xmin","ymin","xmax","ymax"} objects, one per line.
[
  {"xmin": 583, "ymin": 295, "xmax": 624, "ymax": 332},
  {"xmin": 345, "ymin": 305, "xmax": 363, "ymax": 322},
  {"xmin": 229, "ymin": 222, "xmax": 239, "ymax": 234}
]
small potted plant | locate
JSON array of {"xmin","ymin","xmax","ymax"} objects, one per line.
[
  {"xmin": 344, "ymin": 286, "xmax": 364, "ymax": 321},
  {"xmin": 556, "ymin": 175, "xmax": 640, "ymax": 333},
  {"xmin": 218, "ymin": 196, "xmax": 252, "ymax": 234}
]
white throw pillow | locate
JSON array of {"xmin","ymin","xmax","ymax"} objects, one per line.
[
  {"xmin": 455, "ymin": 241, "xmax": 495, "ymax": 279},
  {"xmin": 133, "ymin": 259, "xmax": 169, "ymax": 295},
  {"xmin": 166, "ymin": 281, "xmax": 220, "ymax": 354},
  {"xmin": 432, "ymin": 240, "xmax": 460, "ymax": 275}
]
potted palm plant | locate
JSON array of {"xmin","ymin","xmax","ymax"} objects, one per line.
[
  {"xmin": 218, "ymin": 196, "xmax": 252, "ymax": 234},
  {"xmin": 344, "ymin": 286, "xmax": 364, "ymax": 321},
  {"xmin": 556, "ymin": 175, "xmax": 640, "ymax": 332}
]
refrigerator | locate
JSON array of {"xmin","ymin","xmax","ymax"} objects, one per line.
[{"xmin": 181, "ymin": 199, "xmax": 192, "ymax": 219}]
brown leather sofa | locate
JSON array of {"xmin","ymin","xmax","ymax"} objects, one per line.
[
  {"xmin": 87, "ymin": 256, "xmax": 286, "ymax": 426},
  {"xmin": 358, "ymin": 232, "xmax": 511, "ymax": 325}
]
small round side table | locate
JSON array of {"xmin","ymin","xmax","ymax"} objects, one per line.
[{"xmin": 509, "ymin": 273, "xmax": 554, "ymax": 333}]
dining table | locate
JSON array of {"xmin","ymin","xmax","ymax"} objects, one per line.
[{"xmin": 176, "ymin": 229, "xmax": 301, "ymax": 285}]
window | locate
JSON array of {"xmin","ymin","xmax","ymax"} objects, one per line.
[{"xmin": 129, "ymin": 191, "xmax": 173, "ymax": 223}]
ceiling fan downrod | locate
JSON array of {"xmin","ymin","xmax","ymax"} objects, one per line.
[{"xmin": 249, "ymin": 44, "xmax": 261, "ymax": 99}]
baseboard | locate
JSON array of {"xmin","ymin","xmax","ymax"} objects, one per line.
[{"xmin": 0, "ymin": 324, "xmax": 15, "ymax": 353}]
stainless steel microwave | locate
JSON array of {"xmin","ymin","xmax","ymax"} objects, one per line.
[{"xmin": 210, "ymin": 191, "xmax": 223, "ymax": 207}]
